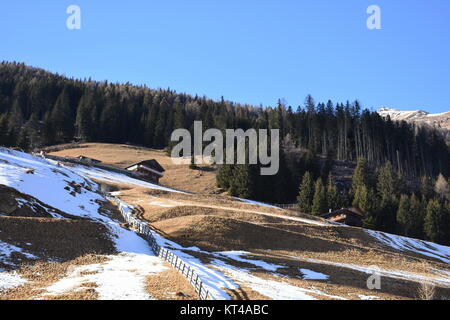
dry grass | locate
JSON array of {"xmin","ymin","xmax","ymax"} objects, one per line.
[
  {"xmin": 145, "ymin": 267, "xmax": 198, "ymax": 300},
  {"xmin": 47, "ymin": 143, "xmax": 219, "ymax": 194},
  {"xmin": 0, "ymin": 254, "xmax": 107, "ymax": 300},
  {"xmin": 0, "ymin": 216, "xmax": 116, "ymax": 270}
]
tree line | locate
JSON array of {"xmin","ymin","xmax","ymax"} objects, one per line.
[
  {"xmin": 0, "ymin": 61, "xmax": 449, "ymax": 196},
  {"xmin": 295, "ymin": 158, "xmax": 450, "ymax": 245}
]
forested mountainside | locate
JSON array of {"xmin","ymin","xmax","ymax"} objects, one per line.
[
  {"xmin": 0, "ymin": 61, "xmax": 448, "ymax": 180},
  {"xmin": 0, "ymin": 61, "xmax": 450, "ymax": 244}
]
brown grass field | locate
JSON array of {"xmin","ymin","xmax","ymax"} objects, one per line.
[{"xmin": 37, "ymin": 143, "xmax": 450, "ymax": 300}]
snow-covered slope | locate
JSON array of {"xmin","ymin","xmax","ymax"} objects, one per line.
[
  {"xmin": 0, "ymin": 147, "xmax": 170, "ymax": 298},
  {"xmin": 378, "ymin": 108, "xmax": 450, "ymax": 131},
  {"xmin": 366, "ymin": 230, "xmax": 450, "ymax": 264}
]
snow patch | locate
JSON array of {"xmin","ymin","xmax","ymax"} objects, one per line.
[
  {"xmin": 366, "ymin": 230, "xmax": 450, "ymax": 264},
  {"xmin": 212, "ymin": 260, "xmax": 344, "ymax": 300},
  {"xmin": 44, "ymin": 253, "xmax": 167, "ymax": 300},
  {"xmin": 215, "ymin": 251, "xmax": 284, "ymax": 272},
  {"xmin": 299, "ymin": 268, "xmax": 329, "ymax": 280},
  {"xmin": 289, "ymin": 255, "xmax": 450, "ymax": 287},
  {"xmin": 0, "ymin": 271, "xmax": 27, "ymax": 291},
  {"xmin": 0, "ymin": 240, "xmax": 38, "ymax": 266}
]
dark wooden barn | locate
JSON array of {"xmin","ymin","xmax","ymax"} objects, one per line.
[
  {"xmin": 321, "ymin": 208, "xmax": 365, "ymax": 227},
  {"xmin": 125, "ymin": 160, "xmax": 165, "ymax": 184}
]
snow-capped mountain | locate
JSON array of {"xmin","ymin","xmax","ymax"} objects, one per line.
[{"xmin": 378, "ymin": 107, "xmax": 450, "ymax": 130}]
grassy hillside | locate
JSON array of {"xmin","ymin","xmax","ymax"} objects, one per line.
[{"xmin": 44, "ymin": 143, "xmax": 450, "ymax": 300}]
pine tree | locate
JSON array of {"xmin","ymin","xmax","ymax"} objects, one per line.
[
  {"xmin": 16, "ymin": 128, "xmax": 30, "ymax": 150},
  {"xmin": 326, "ymin": 175, "xmax": 340, "ymax": 210},
  {"xmin": 76, "ymin": 92, "xmax": 95, "ymax": 141},
  {"xmin": 397, "ymin": 194, "xmax": 411, "ymax": 235},
  {"xmin": 0, "ymin": 113, "xmax": 11, "ymax": 146},
  {"xmin": 352, "ymin": 157, "xmax": 372, "ymax": 192},
  {"xmin": 375, "ymin": 161, "xmax": 399, "ymax": 232},
  {"xmin": 7, "ymin": 100, "xmax": 24, "ymax": 145},
  {"xmin": 297, "ymin": 171, "xmax": 314, "ymax": 214},
  {"xmin": 376, "ymin": 161, "xmax": 398, "ymax": 201},
  {"xmin": 312, "ymin": 178, "xmax": 327, "ymax": 216},
  {"xmin": 23, "ymin": 112, "xmax": 40, "ymax": 150},
  {"xmin": 50, "ymin": 88, "xmax": 74, "ymax": 143},
  {"xmin": 231, "ymin": 164, "xmax": 255, "ymax": 199},
  {"xmin": 408, "ymin": 194, "xmax": 425, "ymax": 238},
  {"xmin": 420, "ymin": 175, "xmax": 433, "ymax": 199},
  {"xmin": 217, "ymin": 164, "xmax": 234, "ymax": 190},
  {"xmin": 424, "ymin": 199, "xmax": 448, "ymax": 244}
]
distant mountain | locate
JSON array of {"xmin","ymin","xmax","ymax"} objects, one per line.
[{"xmin": 378, "ymin": 107, "xmax": 450, "ymax": 141}]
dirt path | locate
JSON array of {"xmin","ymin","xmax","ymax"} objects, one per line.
[{"xmin": 145, "ymin": 196, "xmax": 331, "ymax": 226}]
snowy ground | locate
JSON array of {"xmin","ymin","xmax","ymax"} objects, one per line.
[
  {"xmin": 149, "ymin": 231, "xmax": 346, "ymax": 300},
  {"xmin": 0, "ymin": 240, "xmax": 38, "ymax": 267},
  {"xmin": 366, "ymin": 229, "xmax": 450, "ymax": 264},
  {"xmin": 0, "ymin": 271, "xmax": 27, "ymax": 292},
  {"xmin": 2, "ymin": 148, "xmax": 448, "ymax": 300},
  {"xmin": 43, "ymin": 253, "xmax": 167, "ymax": 300},
  {"xmin": 289, "ymin": 255, "xmax": 450, "ymax": 288},
  {"xmin": 0, "ymin": 148, "xmax": 170, "ymax": 299},
  {"xmin": 66, "ymin": 164, "xmax": 184, "ymax": 194}
]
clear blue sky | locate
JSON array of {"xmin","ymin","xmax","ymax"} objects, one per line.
[{"xmin": 1, "ymin": 1, "xmax": 449, "ymax": 113}]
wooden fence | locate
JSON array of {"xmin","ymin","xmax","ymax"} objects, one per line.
[{"xmin": 112, "ymin": 198, "xmax": 213, "ymax": 300}]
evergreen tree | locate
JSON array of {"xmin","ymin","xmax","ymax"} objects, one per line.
[
  {"xmin": 397, "ymin": 194, "xmax": 411, "ymax": 235},
  {"xmin": 23, "ymin": 112, "xmax": 41, "ymax": 150},
  {"xmin": 326, "ymin": 175, "xmax": 340, "ymax": 210},
  {"xmin": 297, "ymin": 171, "xmax": 314, "ymax": 214},
  {"xmin": 352, "ymin": 157, "xmax": 372, "ymax": 192},
  {"xmin": 420, "ymin": 175, "xmax": 433, "ymax": 199},
  {"xmin": 16, "ymin": 128, "xmax": 30, "ymax": 150},
  {"xmin": 312, "ymin": 178, "xmax": 327, "ymax": 216},
  {"xmin": 0, "ymin": 113, "xmax": 11, "ymax": 146},
  {"xmin": 50, "ymin": 88, "xmax": 74, "ymax": 143},
  {"xmin": 7, "ymin": 100, "xmax": 24, "ymax": 145},
  {"xmin": 76, "ymin": 92, "xmax": 96, "ymax": 141},
  {"xmin": 408, "ymin": 194, "xmax": 425, "ymax": 238},
  {"xmin": 425, "ymin": 199, "xmax": 449, "ymax": 244},
  {"xmin": 231, "ymin": 164, "xmax": 255, "ymax": 199}
]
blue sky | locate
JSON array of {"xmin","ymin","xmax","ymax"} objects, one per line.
[{"xmin": 1, "ymin": 1, "xmax": 449, "ymax": 113}]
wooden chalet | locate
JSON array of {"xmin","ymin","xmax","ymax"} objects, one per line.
[
  {"xmin": 321, "ymin": 208, "xmax": 365, "ymax": 227},
  {"xmin": 125, "ymin": 160, "xmax": 165, "ymax": 184}
]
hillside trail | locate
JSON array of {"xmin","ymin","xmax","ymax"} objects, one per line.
[{"xmin": 145, "ymin": 196, "xmax": 330, "ymax": 227}]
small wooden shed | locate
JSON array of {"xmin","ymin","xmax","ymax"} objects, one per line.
[
  {"xmin": 125, "ymin": 160, "xmax": 165, "ymax": 184},
  {"xmin": 321, "ymin": 208, "xmax": 365, "ymax": 227}
]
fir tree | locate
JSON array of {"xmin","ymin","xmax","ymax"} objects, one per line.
[
  {"xmin": 352, "ymin": 157, "xmax": 372, "ymax": 192},
  {"xmin": 50, "ymin": 88, "xmax": 74, "ymax": 143},
  {"xmin": 397, "ymin": 194, "xmax": 411, "ymax": 235},
  {"xmin": 231, "ymin": 164, "xmax": 255, "ymax": 199},
  {"xmin": 297, "ymin": 171, "xmax": 314, "ymax": 214},
  {"xmin": 424, "ymin": 199, "xmax": 449, "ymax": 244},
  {"xmin": 312, "ymin": 178, "xmax": 327, "ymax": 216},
  {"xmin": 326, "ymin": 175, "xmax": 340, "ymax": 210}
]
